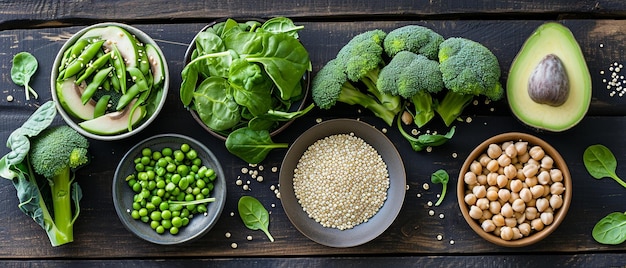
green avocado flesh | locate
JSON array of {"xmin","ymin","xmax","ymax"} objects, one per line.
[{"xmin": 507, "ymin": 22, "xmax": 591, "ymax": 132}]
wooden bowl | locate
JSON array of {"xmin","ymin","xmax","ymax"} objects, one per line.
[{"xmin": 457, "ymin": 132, "xmax": 572, "ymax": 247}]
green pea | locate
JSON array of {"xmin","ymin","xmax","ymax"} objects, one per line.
[
  {"xmin": 152, "ymin": 151, "xmax": 162, "ymax": 161},
  {"xmin": 201, "ymin": 188, "xmax": 210, "ymax": 196},
  {"xmin": 171, "ymin": 216, "xmax": 183, "ymax": 228},
  {"xmin": 141, "ymin": 216, "xmax": 150, "ymax": 223},
  {"xmin": 150, "ymin": 211, "xmax": 162, "ymax": 221},
  {"xmin": 161, "ymin": 219, "xmax": 172, "ymax": 229},
  {"xmin": 166, "ymin": 163, "xmax": 176, "ymax": 173},
  {"xmin": 181, "ymin": 217, "xmax": 190, "ymax": 226},
  {"xmin": 169, "ymin": 204, "xmax": 183, "ymax": 212},
  {"xmin": 161, "ymin": 209, "xmax": 172, "ymax": 220},
  {"xmin": 150, "ymin": 220, "xmax": 160, "ymax": 229},
  {"xmin": 157, "ymin": 158, "xmax": 168, "ymax": 168},
  {"xmin": 156, "ymin": 180, "xmax": 166, "ymax": 189},
  {"xmin": 159, "ymin": 202, "xmax": 169, "ymax": 211},
  {"xmin": 156, "ymin": 189, "xmax": 165, "ymax": 197},
  {"xmin": 131, "ymin": 210, "xmax": 140, "ymax": 220},
  {"xmin": 142, "ymin": 148, "xmax": 152, "ymax": 157},
  {"xmin": 180, "ymin": 143, "xmax": 190, "ymax": 153},
  {"xmin": 146, "ymin": 170, "xmax": 156, "ymax": 180},
  {"xmin": 165, "ymin": 182, "xmax": 176, "ymax": 192},
  {"xmin": 174, "ymin": 150, "xmax": 185, "ymax": 163},
  {"xmin": 172, "ymin": 211, "xmax": 180, "ymax": 218},
  {"xmin": 170, "ymin": 226, "xmax": 179, "ymax": 235},
  {"xmin": 162, "ymin": 147, "xmax": 173, "ymax": 156},
  {"xmin": 192, "ymin": 158, "xmax": 202, "ymax": 167},
  {"xmin": 197, "ymin": 204, "xmax": 207, "ymax": 214},
  {"xmin": 132, "ymin": 202, "xmax": 142, "ymax": 210},
  {"xmin": 195, "ymin": 179, "xmax": 206, "ymax": 189},
  {"xmin": 177, "ymin": 165, "xmax": 189, "ymax": 177},
  {"xmin": 132, "ymin": 182, "xmax": 142, "ymax": 193},
  {"xmin": 206, "ymin": 168, "xmax": 216, "ymax": 181},
  {"xmin": 141, "ymin": 156, "xmax": 151, "ymax": 166},
  {"xmin": 145, "ymin": 203, "xmax": 156, "ymax": 212},
  {"xmin": 138, "ymin": 208, "xmax": 148, "ymax": 217},
  {"xmin": 181, "ymin": 209, "xmax": 190, "ymax": 218},
  {"xmin": 151, "ymin": 196, "xmax": 162, "ymax": 206},
  {"xmin": 135, "ymin": 163, "xmax": 145, "ymax": 172},
  {"xmin": 186, "ymin": 149, "xmax": 198, "ymax": 160},
  {"xmin": 155, "ymin": 225, "xmax": 165, "ymax": 234}
]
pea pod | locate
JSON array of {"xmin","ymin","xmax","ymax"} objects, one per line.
[
  {"xmin": 94, "ymin": 95, "xmax": 111, "ymax": 118},
  {"xmin": 117, "ymin": 82, "xmax": 148, "ymax": 111},
  {"xmin": 68, "ymin": 38, "xmax": 90, "ymax": 61},
  {"xmin": 81, "ymin": 66, "xmax": 113, "ymax": 105},
  {"xmin": 110, "ymin": 43, "xmax": 127, "ymax": 94},
  {"xmin": 75, "ymin": 52, "xmax": 112, "ymax": 84},
  {"xmin": 63, "ymin": 40, "xmax": 105, "ymax": 79},
  {"xmin": 109, "ymin": 71, "xmax": 121, "ymax": 92},
  {"xmin": 127, "ymin": 67, "xmax": 150, "ymax": 92},
  {"xmin": 138, "ymin": 46, "xmax": 151, "ymax": 76},
  {"xmin": 58, "ymin": 45, "xmax": 73, "ymax": 72},
  {"xmin": 128, "ymin": 84, "xmax": 152, "ymax": 131}
]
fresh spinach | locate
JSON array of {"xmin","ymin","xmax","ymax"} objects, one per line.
[
  {"xmin": 229, "ymin": 59, "xmax": 273, "ymax": 116},
  {"xmin": 11, "ymin": 52, "xmax": 39, "ymax": 100},
  {"xmin": 592, "ymin": 212, "xmax": 626, "ymax": 245},
  {"xmin": 261, "ymin": 17, "xmax": 304, "ymax": 38},
  {"xmin": 193, "ymin": 76, "xmax": 241, "ymax": 131},
  {"xmin": 238, "ymin": 195, "xmax": 274, "ymax": 242},
  {"xmin": 583, "ymin": 144, "xmax": 626, "ymax": 189},
  {"xmin": 431, "ymin": 169, "xmax": 449, "ymax": 206},
  {"xmin": 225, "ymin": 127, "xmax": 288, "ymax": 164}
]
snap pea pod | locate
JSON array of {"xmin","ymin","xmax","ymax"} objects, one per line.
[
  {"xmin": 63, "ymin": 40, "xmax": 105, "ymax": 79},
  {"xmin": 128, "ymin": 89, "xmax": 151, "ymax": 131},
  {"xmin": 110, "ymin": 43, "xmax": 127, "ymax": 94},
  {"xmin": 138, "ymin": 46, "xmax": 150, "ymax": 76},
  {"xmin": 117, "ymin": 80, "xmax": 149, "ymax": 111},
  {"xmin": 94, "ymin": 95, "xmax": 111, "ymax": 118},
  {"xmin": 109, "ymin": 71, "xmax": 121, "ymax": 92},
  {"xmin": 75, "ymin": 52, "xmax": 112, "ymax": 84},
  {"xmin": 81, "ymin": 66, "xmax": 113, "ymax": 105},
  {"xmin": 58, "ymin": 45, "xmax": 73, "ymax": 72},
  {"xmin": 127, "ymin": 67, "xmax": 150, "ymax": 92}
]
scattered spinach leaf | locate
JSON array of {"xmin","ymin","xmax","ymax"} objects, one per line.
[
  {"xmin": 238, "ymin": 196, "xmax": 274, "ymax": 242},
  {"xmin": 431, "ymin": 169, "xmax": 449, "ymax": 206},
  {"xmin": 592, "ymin": 212, "xmax": 626, "ymax": 245},
  {"xmin": 583, "ymin": 144, "xmax": 626, "ymax": 189},
  {"xmin": 225, "ymin": 127, "xmax": 288, "ymax": 164},
  {"xmin": 397, "ymin": 114, "xmax": 455, "ymax": 151},
  {"xmin": 11, "ymin": 52, "xmax": 39, "ymax": 100}
]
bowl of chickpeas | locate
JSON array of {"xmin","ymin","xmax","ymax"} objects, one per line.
[
  {"xmin": 112, "ymin": 133, "xmax": 226, "ymax": 245},
  {"xmin": 457, "ymin": 132, "xmax": 571, "ymax": 247}
]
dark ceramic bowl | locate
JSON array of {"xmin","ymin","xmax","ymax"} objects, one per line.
[
  {"xmin": 183, "ymin": 19, "xmax": 311, "ymax": 141},
  {"xmin": 457, "ymin": 132, "xmax": 572, "ymax": 247},
  {"xmin": 51, "ymin": 22, "xmax": 169, "ymax": 141},
  {"xmin": 279, "ymin": 119, "xmax": 406, "ymax": 247},
  {"xmin": 113, "ymin": 134, "xmax": 226, "ymax": 245}
]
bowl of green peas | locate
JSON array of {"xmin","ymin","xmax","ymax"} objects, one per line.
[
  {"xmin": 112, "ymin": 134, "xmax": 226, "ymax": 245},
  {"xmin": 51, "ymin": 22, "xmax": 169, "ymax": 141}
]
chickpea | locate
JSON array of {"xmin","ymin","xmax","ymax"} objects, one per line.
[
  {"xmin": 479, "ymin": 154, "xmax": 491, "ymax": 167},
  {"xmin": 489, "ymin": 201, "xmax": 502, "ymax": 214},
  {"xmin": 519, "ymin": 188, "xmax": 532, "ymax": 203},
  {"xmin": 550, "ymin": 169, "xmax": 563, "ymax": 182},
  {"xmin": 516, "ymin": 211, "xmax": 526, "ymax": 224},
  {"xmin": 464, "ymin": 172, "xmax": 478, "ymax": 185},
  {"xmin": 531, "ymin": 218, "xmax": 545, "ymax": 231},
  {"xmin": 473, "ymin": 185, "xmax": 487, "ymax": 198},
  {"xmin": 504, "ymin": 165, "xmax": 517, "ymax": 179},
  {"xmin": 501, "ymin": 141, "xmax": 514, "ymax": 151},
  {"xmin": 529, "ymin": 146, "xmax": 545, "ymax": 160},
  {"xmin": 498, "ymin": 154, "xmax": 512, "ymax": 167},
  {"xmin": 543, "ymin": 185, "xmax": 551, "ymax": 197},
  {"xmin": 486, "ymin": 159, "xmax": 500, "ymax": 173},
  {"xmin": 497, "ymin": 174, "xmax": 509, "ymax": 188},
  {"xmin": 519, "ymin": 222, "xmax": 531, "ymax": 236},
  {"xmin": 482, "ymin": 210, "xmax": 493, "ymax": 221},
  {"xmin": 498, "ymin": 188, "xmax": 511, "ymax": 202},
  {"xmin": 464, "ymin": 193, "xmax": 477, "ymax": 206},
  {"xmin": 530, "ymin": 185, "xmax": 545, "ymax": 199},
  {"xmin": 525, "ymin": 176, "xmax": 538, "ymax": 187},
  {"xmin": 518, "ymin": 152, "xmax": 530, "ymax": 164},
  {"xmin": 512, "ymin": 198, "xmax": 526, "ymax": 213},
  {"xmin": 525, "ymin": 207, "xmax": 538, "ymax": 220},
  {"xmin": 493, "ymin": 227, "xmax": 502, "ymax": 237},
  {"xmin": 487, "ymin": 172, "xmax": 498, "ymax": 186},
  {"xmin": 537, "ymin": 170, "xmax": 551, "ymax": 185},
  {"xmin": 526, "ymin": 198, "xmax": 536, "ymax": 208},
  {"xmin": 477, "ymin": 174, "xmax": 488, "ymax": 185},
  {"xmin": 492, "ymin": 214, "xmax": 505, "ymax": 227},
  {"xmin": 476, "ymin": 198, "xmax": 490, "ymax": 210},
  {"xmin": 470, "ymin": 161, "xmax": 483, "ymax": 175},
  {"xmin": 540, "ymin": 212, "xmax": 554, "ymax": 225},
  {"xmin": 536, "ymin": 198, "xmax": 549, "ymax": 212},
  {"xmin": 469, "ymin": 205, "xmax": 483, "ymax": 220},
  {"xmin": 515, "ymin": 141, "xmax": 528, "ymax": 156},
  {"xmin": 482, "ymin": 219, "xmax": 496, "ymax": 232},
  {"xmin": 550, "ymin": 182, "xmax": 565, "ymax": 195},
  {"xmin": 510, "ymin": 179, "xmax": 523, "ymax": 193},
  {"xmin": 487, "ymin": 189, "xmax": 500, "ymax": 201},
  {"xmin": 522, "ymin": 164, "xmax": 539, "ymax": 178},
  {"xmin": 500, "ymin": 226, "xmax": 514, "ymax": 241},
  {"xmin": 550, "ymin": 194, "xmax": 563, "ymax": 210},
  {"xmin": 501, "ymin": 203, "xmax": 514, "ymax": 218},
  {"xmin": 505, "ymin": 144, "xmax": 518, "ymax": 158},
  {"xmin": 512, "ymin": 227, "xmax": 523, "ymax": 240},
  {"xmin": 505, "ymin": 217, "xmax": 517, "ymax": 227},
  {"xmin": 487, "ymin": 144, "xmax": 502, "ymax": 159},
  {"xmin": 527, "ymin": 158, "xmax": 540, "ymax": 168},
  {"xmin": 541, "ymin": 156, "xmax": 554, "ymax": 170}
]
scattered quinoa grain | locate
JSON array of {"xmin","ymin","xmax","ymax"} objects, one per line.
[
  {"xmin": 426, "ymin": 146, "xmax": 433, "ymax": 152},
  {"xmin": 236, "ymin": 179, "xmax": 243, "ymax": 186},
  {"xmin": 427, "ymin": 201, "xmax": 433, "ymax": 207},
  {"xmin": 241, "ymin": 167, "xmax": 249, "ymax": 174},
  {"xmin": 466, "ymin": 117, "xmax": 473, "ymax": 123},
  {"xmin": 258, "ymin": 165, "xmax": 264, "ymax": 171},
  {"xmin": 231, "ymin": 242, "xmax": 238, "ymax": 249},
  {"xmin": 439, "ymin": 213, "xmax": 445, "ymax": 219},
  {"xmin": 230, "ymin": 212, "xmax": 235, "ymax": 217},
  {"xmin": 6, "ymin": 95, "xmax": 14, "ymax": 102},
  {"xmin": 450, "ymin": 240, "xmax": 455, "ymax": 245},
  {"xmin": 270, "ymin": 185, "xmax": 276, "ymax": 191},
  {"xmin": 246, "ymin": 235, "xmax": 253, "ymax": 241},
  {"xmin": 271, "ymin": 167, "xmax": 278, "ymax": 173},
  {"xmin": 382, "ymin": 128, "xmax": 387, "ymax": 133},
  {"xmin": 316, "ymin": 118, "xmax": 323, "ymax": 123},
  {"xmin": 271, "ymin": 203, "xmax": 275, "ymax": 208},
  {"xmin": 428, "ymin": 210, "xmax": 435, "ymax": 216},
  {"xmin": 225, "ymin": 232, "xmax": 231, "ymax": 238},
  {"xmin": 416, "ymin": 193, "xmax": 422, "ymax": 198},
  {"xmin": 257, "ymin": 175, "xmax": 264, "ymax": 182},
  {"xmin": 437, "ymin": 234, "xmax": 443, "ymax": 240},
  {"xmin": 423, "ymin": 183, "xmax": 430, "ymax": 190},
  {"xmin": 243, "ymin": 185, "xmax": 250, "ymax": 191},
  {"xmin": 452, "ymin": 152, "xmax": 458, "ymax": 158},
  {"xmin": 406, "ymin": 184, "xmax": 410, "ymax": 190},
  {"xmin": 411, "ymin": 129, "xmax": 419, "ymax": 135}
]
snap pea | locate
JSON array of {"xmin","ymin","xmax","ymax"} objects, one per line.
[
  {"xmin": 75, "ymin": 52, "xmax": 112, "ymax": 84},
  {"xmin": 94, "ymin": 95, "xmax": 111, "ymax": 118},
  {"xmin": 58, "ymin": 45, "xmax": 74, "ymax": 72},
  {"xmin": 127, "ymin": 67, "xmax": 150, "ymax": 92},
  {"xmin": 63, "ymin": 40, "xmax": 105, "ymax": 79},
  {"xmin": 68, "ymin": 38, "xmax": 90, "ymax": 62},
  {"xmin": 109, "ymin": 70, "xmax": 121, "ymax": 92},
  {"xmin": 117, "ymin": 83, "xmax": 142, "ymax": 111},
  {"xmin": 138, "ymin": 46, "xmax": 151, "ymax": 76},
  {"xmin": 81, "ymin": 66, "xmax": 113, "ymax": 105},
  {"xmin": 110, "ymin": 43, "xmax": 127, "ymax": 94}
]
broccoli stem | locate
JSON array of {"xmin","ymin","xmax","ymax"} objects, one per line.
[
  {"xmin": 435, "ymin": 91, "xmax": 474, "ymax": 127},
  {"xmin": 48, "ymin": 167, "xmax": 74, "ymax": 246},
  {"xmin": 338, "ymin": 84, "xmax": 396, "ymax": 126},
  {"xmin": 411, "ymin": 91, "xmax": 435, "ymax": 128},
  {"xmin": 361, "ymin": 71, "xmax": 402, "ymax": 115}
]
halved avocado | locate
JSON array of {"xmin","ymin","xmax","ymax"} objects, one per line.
[
  {"xmin": 78, "ymin": 100, "xmax": 146, "ymax": 135},
  {"xmin": 507, "ymin": 22, "xmax": 591, "ymax": 132},
  {"xmin": 56, "ymin": 77, "xmax": 96, "ymax": 120}
]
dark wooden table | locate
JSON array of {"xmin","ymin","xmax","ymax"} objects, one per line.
[{"xmin": 2, "ymin": 1, "xmax": 626, "ymax": 267}]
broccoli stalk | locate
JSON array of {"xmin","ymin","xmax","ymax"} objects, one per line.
[
  {"xmin": 436, "ymin": 37, "xmax": 504, "ymax": 126},
  {"xmin": 0, "ymin": 101, "xmax": 89, "ymax": 247}
]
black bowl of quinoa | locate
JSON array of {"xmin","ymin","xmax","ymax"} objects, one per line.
[{"xmin": 279, "ymin": 118, "xmax": 406, "ymax": 247}]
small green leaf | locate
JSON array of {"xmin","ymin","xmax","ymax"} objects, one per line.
[
  {"xmin": 583, "ymin": 144, "xmax": 626, "ymax": 188},
  {"xmin": 592, "ymin": 212, "xmax": 626, "ymax": 245},
  {"xmin": 238, "ymin": 196, "xmax": 274, "ymax": 242}
]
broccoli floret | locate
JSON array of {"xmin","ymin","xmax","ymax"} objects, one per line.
[
  {"xmin": 436, "ymin": 37, "xmax": 503, "ymax": 126},
  {"xmin": 378, "ymin": 51, "xmax": 443, "ymax": 127},
  {"xmin": 311, "ymin": 59, "xmax": 397, "ymax": 126},
  {"xmin": 335, "ymin": 30, "xmax": 402, "ymax": 115},
  {"xmin": 383, "ymin": 25, "xmax": 444, "ymax": 60},
  {"xmin": 28, "ymin": 125, "xmax": 89, "ymax": 246}
]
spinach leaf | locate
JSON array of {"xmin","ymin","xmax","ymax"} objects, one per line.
[
  {"xmin": 228, "ymin": 59, "xmax": 273, "ymax": 116},
  {"xmin": 583, "ymin": 144, "xmax": 626, "ymax": 188},
  {"xmin": 238, "ymin": 195, "xmax": 274, "ymax": 242},
  {"xmin": 592, "ymin": 212, "xmax": 626, "ymax": 245},
  {"xmin": 225, "ymin": 127, "xmax": 288, "ymax": 164},
  {"xmin": 179, "ymin": 64, "xmax": 199, "ymax": 106},
  {"xmin": 193, "ymin": 77, "xmax": 241, "ymax": 131},
  {"xmin": 431, "ymin": 169, "xmax": 449, "ymax": 206},
  {"xmin": 261, "ymin": 17, "xmax": 304, "ymax": 38},
  {"xmin": 247, "ymin": 103, "xmax": 315, "ymax": 130},
  {"xmin": 11, "ymin": 52, "xmax": 39, "ymax": 100}
]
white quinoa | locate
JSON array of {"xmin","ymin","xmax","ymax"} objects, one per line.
[{"xmin": 292, "ymin": 133, "xmax": 389, "ymax": 230}]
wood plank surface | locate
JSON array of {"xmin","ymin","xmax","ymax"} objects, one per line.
[{"xmin": 1, "ymin": 14, "xmax": 626, "ymax": 266}]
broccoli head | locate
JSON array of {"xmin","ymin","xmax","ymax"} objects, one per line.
[
  {"xmin": 436, "ymin": 37, "xmax": 503, "ymax": 126},
  {"xmin": 311, "ymin": 59, "xmax": 397, "ymax": 126},
  {"xmin": 384, "ymin": 25, "xmax": 444, "ymax": 60},
  {"xmin": 378, "ymin": 51, "xmax": 443, "ymax": 128}
]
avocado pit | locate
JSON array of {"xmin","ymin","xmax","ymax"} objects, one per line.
[{"xmin": 528, "ymin": 54, "xmax": 569, "ymax": 106}]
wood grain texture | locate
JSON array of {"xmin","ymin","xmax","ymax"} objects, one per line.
[{"xmin": 1, "ymin": 17, "xmax": 626, "ymax": 262}]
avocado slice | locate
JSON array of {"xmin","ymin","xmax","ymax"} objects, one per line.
[
  {"xmin": 145, "ymin": 43, "xmax": 165, "ymax": 88},
  {"xmin": 80, "ymin": 25, "xmax": 139, "ymax": 68},
  {"xmin": 507, "ymin": 22, "xmax": 591, "ymax": 132},
  {"xmin": 78, "ymin": 99, "xmax": 146, "ymax": 135},
  {"xmin": 56, "ymin": 77, "xmax": 96, "ymax": 120}
]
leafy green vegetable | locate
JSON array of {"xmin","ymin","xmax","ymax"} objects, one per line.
[
  {"xmin": 238, "ymin": 196, "xmax": 274, "ymax": 242},
  {"xmin": 592, "ymin": 212, "xmax": 626, "ymax": 245},
  {"xmin": 583, "ymin": 144, "xmax": 626, "ymax": 188},
  {"xmin": 431, "ymin": 169, "xmax": 449, "ymax": 206},
  {"xmin": 11, "ymin": 52, "xmax": 39, "ymax": 100},
  {"xmin": 193, "ymin": 76, "xmax": 241, "ymax": 131},
  {"xmin": 225, "ymin": 127, "xmax": 288, "ymax": 164},
  {"xmin": 261, "ymin": 17, "xmax": 304, "ymax": 38},
  {"xmin": 396, "ymin": 115, "xmax": 455, "ymax": 152},
  {"xmin": 0, "ymin": 101, "xmax": 90, "ymax": 247}
]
